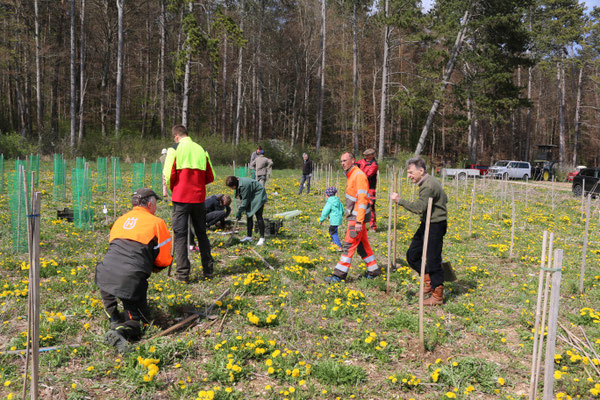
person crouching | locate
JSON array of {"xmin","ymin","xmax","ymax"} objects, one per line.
[{"xmin": 95, "ymin": 188, "xmax": 172, "ymax": 352}]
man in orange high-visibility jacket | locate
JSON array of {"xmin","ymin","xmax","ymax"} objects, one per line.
[
  {"xmin": 163, "ymin": 125, "xmax": 215, "ymax": 282},
  {"xmin": 95, "ymin": 188, "xmax": 172, "ymax": 352},
  {"xmin": 325, "ymin": 152, "xmax": 380, "ymax": 283}
]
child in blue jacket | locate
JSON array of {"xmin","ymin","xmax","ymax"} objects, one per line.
[{"xmin": 319, "ymin": 187, "xmax": 344, "ymax": 251}]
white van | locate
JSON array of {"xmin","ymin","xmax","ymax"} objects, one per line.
[{"xmin": 488, "ymin": 160, "xmax": 531, "ymax": 180}]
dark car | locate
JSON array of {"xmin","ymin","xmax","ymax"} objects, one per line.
[{"xmin": 572, "ymin": 168, "xmax": 600, "ymax": 197}]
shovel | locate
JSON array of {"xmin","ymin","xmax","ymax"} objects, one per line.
[{"xmin": 225, "ymin": 219, "xmax": 240, "ymax": 247}]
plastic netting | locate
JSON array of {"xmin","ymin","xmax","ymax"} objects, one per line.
[
  {"xmin": 111, "ymin": 157, "xmax": 122, "ymax": 189},
  {"xmin": 0, "ymin": 154, "xmax": 4, "ymax": 194},
  {"xmin": 235, "ymin": 167, "xmax": 248, "ymax": 177},
  {"xmin": 72, "ymin": 165, "xmax": 94, "ymax": 230},
  {"xmin": 151, "ymin": 162, "xmax": 162, "ymax": 194},
  {"xmin": 53, "ymin": 154, "xmax": 67, "ymax": 201},
  {"xmin": 132, "ymin": 163, "xmax": 145, "ymax": 193},
  {"xmin": 97, "ymin": 157, "xmax": 107, "ymax": 192},
  {"xmin": 9, "ymin": 165, "xmax": 27, "ymax": 252},
  {"xmin": 27, "ymin": 154, "xmax": 40, "ymax": 187},
  {"xmin": 76, "ymin": 157, "xmax": 86, "ymax": 170}
]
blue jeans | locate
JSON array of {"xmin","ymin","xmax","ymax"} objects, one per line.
[
  {"xmin": 299, "ymin": 174, "xmax": 311, "ymax": 194},
  {"xmin": 329, "ymin": 225, "xmax": 342, "ymax": 247}
]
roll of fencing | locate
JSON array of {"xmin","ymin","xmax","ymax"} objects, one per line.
[
  {"xmin": 53, "ymin": 154, "xmax": 67, "ymax": 201},
  {"xmin": 132, "ymin": 163, "xmax": 145, "ymax": 193},
  {"xmin": 97, "ymin": 157, "xmax": 108, "ymax": 193},
  {"xmin": 9, "ymin": 163, "xmax": 27, "ymax": 253},
  {"xmin": 151, "ymin": 162, "xmax": 162, "ymax": 194},
  {"xmin": 72, "ymin": 164, "xmax": 93, "ymax": 230}
]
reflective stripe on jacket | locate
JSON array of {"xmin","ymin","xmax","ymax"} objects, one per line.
[
  {"xmin": 163, "ymin": 136, "xmax": 215, "ymax": 203},
  {"xmin": 344, "ymin": 166, "xmax": 370, "ymax": 223}
]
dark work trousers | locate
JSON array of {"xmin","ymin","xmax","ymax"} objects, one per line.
[
  {"xmin": 100, "ymin": 288, "xmax": 149, "ymax": 341},
  {"xmin": 406, "ymin": 220, "xmax": 447, "ymax": 289},
  {"xmin": 206, "ymin": 210, "xmax": 228, "ymax": 227},
  {"xmin": 298, "ymin": 174, "xmax": 311, "ymax": 194},
  {"xmin": 173, "ymin": 201, "xmax": 214, "ymax": 280},
  {"xmin": 247, "ymin": 205, "xmax": 265, "ymax": 238}
]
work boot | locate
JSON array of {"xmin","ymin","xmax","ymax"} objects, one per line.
[
  {"xmin": 104, "ymin": 329, "xmax": 131, "ymax": 354},
  {"xmin": 324, "ymin": 275, "xmax": 343, "ymax": 284},
  {"xmin": 109, "ymin": 312, "xmax": 125, "ymax": 330},
  {"xmin": 416, "ymin": 274, "xmax": 432, "ymax": 297},
  {"xmin": 423, "ymin": 285, "xmax": 443, "ymax": 306},
  {"xmin": 358, "ymin": 272, "xmax": 377, "ymax": 280}
]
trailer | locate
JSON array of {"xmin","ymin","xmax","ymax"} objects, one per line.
[{"xmin": 441, "ymin": 168, "xmax": 480, "ymax": 180}]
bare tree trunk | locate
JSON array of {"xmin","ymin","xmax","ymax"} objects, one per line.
[
  {"xmin": 182, "ymin": 2, "xmax": 192, "ymax": 128},
  {"xmin": 525, "ymin": 65, "xmax": 533, "ymax": 161},
  {"xmin": 257, "ymin": 0, "xmax": 265, "ymax": 142},
  {"xmin": 221, "ymin": 35, "xmax": 228, "ymax": 143},
  {"xmin": 34, "ymin": 0, "xmax": 43, "ymax": 142},
  {"xmin": 70, "ymin": 0, "xmax": 76, "ymax": 148},
  {"xmin": 115, "ymin": 0, "xmax": 124, "ymax": 137},
  {"xmin": 377, "ymin": 0, "xmax": 389, "ymax": 160},
  {"xmin": 234, "ymin": 21, "xmax": 243, "ymax": 145},
  {"xmin": 372, "ymin": 67, "xmax": 378, "ymax": 144},
  {"xmin": 315, "ymin": 0, "xmax": 326, "ymax": 152},
  {"xmin": 51, "ymin": 6, "xmax": 64, "ymax": 144},
  {"xmin": 351, "ymin": 0, "xmax": 359, "ymax": 156},
  {"xmin": 572, "ymin": 63, "xmax": 584, "ymax": 167},
  {"xmin": 414, "ymin": 9, "xmax": 470, "ymax": 156},
  {"xmin": 557, "ymin": 58, "xmax": 565, "ymax": 167},
  {"xmin": 141, "ymin": 14, "xmax": 150, "ymax": 138},
  {"xmin": 77, "ymin": 0, "xmax": 86, "ymax": 146},
  {"xmin": 467, "ymin": 97, "xmax": 478, "ymax": 162},
  {"xmin": 160, "ymin": 0, "xmax": 166, "ymax": 137}
]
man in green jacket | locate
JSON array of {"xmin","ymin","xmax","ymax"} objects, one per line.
[
  {"xmin": 225, "ymin": 176, "xmax": 268, "ymax": 246},
  {"xmin": 391, "ymin": 157, "xmax": 447, "ymax": 305}
]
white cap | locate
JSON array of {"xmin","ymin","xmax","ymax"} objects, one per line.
[{"xmin": 161, "ymin": 148, "xmax": 167, "ymax": 155}]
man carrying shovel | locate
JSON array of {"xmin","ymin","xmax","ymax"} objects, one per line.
[{"xmin": 391, "ymin": 157, "xmax": 447, "ymax": 305}]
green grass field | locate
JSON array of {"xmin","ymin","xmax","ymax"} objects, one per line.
[{"xmin": 0, "ymin": 162, "xmax": 599, "ymax": 400}]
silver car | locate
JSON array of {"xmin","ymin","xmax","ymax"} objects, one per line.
[{"xmin": 488, "ymin": 160, "xmax": 531, "ymax": 180}]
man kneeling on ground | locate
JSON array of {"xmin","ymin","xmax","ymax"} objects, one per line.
[
  {"xmin": 205, "ymin": 194, "xmax": 232, "ymax": 228},
  {"xmin": 95, "ymin": 188, "xmax": 172, "ymax": 352}
]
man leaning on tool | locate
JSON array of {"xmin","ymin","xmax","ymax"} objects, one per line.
[
  {"xmin": 163, "ymin": 124, "xmax": 215, "ymax": 282},
  {"xmin": 325, "ymin": 152, "xmax": 380, "ymax": 283},
  {"xmin": 391, "ymin": 157, "xmax": 447, "ymax": 305},
  {"xmin": 356, "ymin": 148, "xmax": 379, "ymax": 231},
  {"xmin": 95, "ymin": 188, "xmax": 172, "ymax": 352}
]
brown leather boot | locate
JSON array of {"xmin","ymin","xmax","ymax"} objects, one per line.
[
  {"xmin": 423, "ymin": 285, "xmax": 443, "ymax": 306},
  {"xmin": 416, "ymin": 274, "xmax": 432, "ymax": 297}
]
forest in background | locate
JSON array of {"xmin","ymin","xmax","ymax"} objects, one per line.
[{"xmin": 0, "ymin": 0, "xmax": 599, "ymax": 168}]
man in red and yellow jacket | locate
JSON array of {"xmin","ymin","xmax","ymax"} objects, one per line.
[
  {"xmin": 95, "ymin": 188, "xmax": 172, "ymax": 352},
  {"xmin": 325, "ymin": 152, "xmax": 380, "ymax": 283},
  {"xmin": 163, "ymin": 125, "xmax": 215, "ymax": 282},
  {"xmin": 355, "ymin": 148, "xmax": 379, "ymax": 231}
]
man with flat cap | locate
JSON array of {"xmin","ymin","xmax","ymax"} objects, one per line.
[
  {"xmin": 356, "ymin": 148, "xmax": 379, "ymax": 231},
  {"xmin": 95, "ymin": 188, "xmax": 172, "ymax": 352}
]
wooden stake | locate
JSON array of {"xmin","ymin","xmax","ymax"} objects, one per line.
[
  {"xmin": 551, "ymin": 176, "xmax": 555, "ymax": 212},
  {"xmin": 113, "ymin": 158, "xmax": 117, "ymax": 218},
  {"xmin": 468, "ymin": 180, "xmax": 475, "ymax": 237},
  {"xmin": 528, "ymin": 231, "xmax": 548, "ymax": 400},
  {"xmin": 542, "ymin": 249, "xmax": 563, "ymax": 400},
  {"xmin": 581, "ymin": 178, "xmax": 585, "ymax": 220},
  {"xmin": 579, "ymin": 195, "xmax": 591, "ymax": 294},
  {"xmin": 509, "ymin": 187, "xmax": 515, "ymax": 258},
  {"xmin": 532, "ymin": 233, "xmax": 554, "ymax": 399},
  {"xmin": 386, "ymin": 172, "xmax": 394, "ymax": 294},
  {"xmin": 392, "ymin": 169, "xmax": 398, "ymax": 268},
  {"xmin": 418, "ymin": 198, "xmax": 434, "ymax": 354}
]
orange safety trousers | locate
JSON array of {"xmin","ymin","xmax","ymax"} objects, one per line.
[{"xmin": 333, "ymin": 221, "xmax": 379, "ymax": 278}]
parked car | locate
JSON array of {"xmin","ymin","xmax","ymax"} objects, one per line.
[
  {"xmin": 442, "ymin": 168, "xmax": 480, "ymax": 180},
  {"xmin": 567, "ymin": 165, "xmax": 587, "ymax": 182},
  {"xmin": 572, "ymin": 167, "xmax": 600, "ymax": 197},
  {"xmin": 488, "ymin": 161, "xmax": 531, "ymax": 180},
  {"xmin": 469, "ymin": 164, "xmax": 489, "ymax": 176}
]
